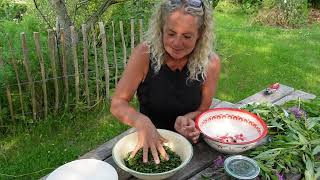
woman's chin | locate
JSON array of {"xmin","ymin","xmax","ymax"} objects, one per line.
[{"xmin": 168, "ymin": 52, "xmax": 185, "ymax": 60}]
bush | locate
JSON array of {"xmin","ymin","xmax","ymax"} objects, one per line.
[
  {"xmin": 254, "ymin": 0, "xmax": 309, "ymax": 28},
  {"xmin": 215, "ymin": 0, "xmax": 244, "ymax": 13},
  {"xmin": 0, "ymin": 1, "xmax": 27, "ymax": 21}
]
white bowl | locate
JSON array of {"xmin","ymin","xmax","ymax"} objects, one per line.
[
  {"xmin": 46, "ymin": 159, "xmax": 118, "ymax": 180},
  {"xmin": 196, "ymin": 108, "xmax": 268, "ymax": 154},
  {"xmin": 112, "ymin": 129, "xmax": 193, "ymax": 180}
]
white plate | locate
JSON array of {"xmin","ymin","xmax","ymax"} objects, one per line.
[{"xmin": 47, "ymin": 159, "xmax": 118, "ymax": 180}]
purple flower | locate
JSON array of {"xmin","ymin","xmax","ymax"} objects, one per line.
[
  {"xmin": 276, "ymin": 173, "xmax": 284, "ymax": 180},
  {"xmin": 288, "ymin": 106, "xmax": 306, "ymax": 119},
  {"xmin": 213, "ymin": 155, "xmax": 225, "ymax": 168}
]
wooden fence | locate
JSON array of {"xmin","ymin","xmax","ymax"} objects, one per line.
[{"xmin": 0, "ymin": 19, "xmax": 145, "ymax": 125}]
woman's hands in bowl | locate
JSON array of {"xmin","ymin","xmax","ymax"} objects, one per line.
[{"xmin": 132, "ymin": 117, "xmax": 169, "ymax": 164}]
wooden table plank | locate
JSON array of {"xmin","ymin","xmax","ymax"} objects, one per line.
[
  {"xmin": 189, "ymin": 166, "xmax": 228, "ymax": 180},
  {"xmin": 105, "ymin": 156, "xmax": 133, "ymax": 180},
  {"xmin": 214, "ymin": 101, "xmax": 235, "ymax": 108},
  {"xmin": 210, "ymin": 98, "xmax": 222, "ymax": 108},
  {"xmin": 79, "ymin": 128, "xmax": 135, "ymax": 160},
  {"xmin": 274, "ymin": 90, "xmax": 316, "ymax": 105},
  {"xmin": 236, "ymin": 84, "xmax": 294, "ymax": 105}
]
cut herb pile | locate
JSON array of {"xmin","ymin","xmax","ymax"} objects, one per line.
[
  {"xmin": 241, "ymin": 98, "xmax": 320, "ymax": 180},
  {"xmin": 124, "ymin": 146, "xmax": 182, "ymax": 173}
]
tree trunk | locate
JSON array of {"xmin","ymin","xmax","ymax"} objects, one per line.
[
  {"xmin": 50, "ymin": 0, "xmax": 73, "ymax": 46},
  {"xmin": 84, "ymin": 0, "xmax": 122, "ymax": 32}
]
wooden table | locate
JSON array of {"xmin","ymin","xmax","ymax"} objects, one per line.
[{"xmin": 43, "ymin": 84, "xmax": 317, "ymax": 180}]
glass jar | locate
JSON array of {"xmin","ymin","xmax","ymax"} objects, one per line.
[{"xmin": 224, "ymin": 155, "xmax": 260, "ymax": 180}]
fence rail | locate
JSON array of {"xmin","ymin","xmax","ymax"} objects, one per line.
[{"xmin": 0, "ymin": 19, "xmax": 145, "ymax": 125}]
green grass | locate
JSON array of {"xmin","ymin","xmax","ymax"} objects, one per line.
[
  {"xmin": 215, "ymin": 12, "xmax": 320, "ymax": 102},
  {"xmin": 0, "ymin": 12, "xmax": 320, "ymax": 180},
  {"xmin": 0, "ymin": 103, "xmax": 129, "ymax": 180}
]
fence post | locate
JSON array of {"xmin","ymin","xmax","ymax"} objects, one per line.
[
  {"xmin": 139, "ymin": 19, "xmax": 143, "ymax": 43},
  {"xmin": 98, "ymin": 22, "xmax": 110, "ymax": 100},
  {"xmin": 60, "ymin": 28, "xmax": 69, "ymax": 107},
  {"xmin": 92, "ymin": 25, "xmax": 100, "ymax": 103},
  {"xmin": 8, "ymin": 40, "xmax": 25, "ymax": 119},
  {"xmin": 111, "ymin": 21, "xmax": 118, "ymax": 86},
  {"xmin": 70, "ymin": 26, "xmax": 80, "ymax": 107},
  {"xmin": 131, "ymin": 19, "xmax": 135, "ymax": 50},
  {"xmin": 82, "ymin": 24, "xmax": 90, "ymax": 106},
  {"xmin": 0, "ymin": 48, "xmax": 15, "ymax": 123},
  {"xmin": 34, "ymin": 32, "xmax": 48, "ymax": 119},
  {"xmin": 48, "ymin": 30, "xmax": 59, "ymax": 115},
  {"xmin": 21, "ymin": 32, "xmax": 37, "ymax": 120}
]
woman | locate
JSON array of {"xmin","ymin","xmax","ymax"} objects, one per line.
[{"xmin": 110, "ymin": 0, "xmax": 220, "ymax": 164}]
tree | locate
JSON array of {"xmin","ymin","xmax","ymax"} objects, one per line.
[{"xmin": 34, "ymin": 0, "xmax": 124, "ymax": 47}]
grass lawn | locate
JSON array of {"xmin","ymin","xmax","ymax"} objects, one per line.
[
  {"xmin": 0, "ymin": 104, "xmax": 129, "ymax": 180},
  {"xmin": 0, "ymin": 12, "xmax": 319, "ymax": 180},
  {"xmin": 215, "ymin": 12, "xmax": 320, "ymax": 102}
]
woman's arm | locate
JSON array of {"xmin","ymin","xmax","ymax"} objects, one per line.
[
  {"xmin": 110, "ymin": 43, "xmax": 149, "ymax": 127},
  {"xmin": 175, "ymin": 53, "xmax": 221, "ymax": 143},
  {"xmin": 110, "ymin": 43, "xmax": 168, "ymax": 164}
]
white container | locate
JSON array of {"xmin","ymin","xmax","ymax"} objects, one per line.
[{"xmin": 112, "ymin": 129, "xmax": 193, "ymax": 180}]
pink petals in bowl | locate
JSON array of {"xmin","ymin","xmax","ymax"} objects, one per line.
[{"xmin": 195, "ymin": 108, "xmax": 268, "ymax": 154}]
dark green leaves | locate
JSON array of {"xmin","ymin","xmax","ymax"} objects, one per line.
[{"xmin": 124, "ymin": 146, "xmax": 182, "ymax": 173}]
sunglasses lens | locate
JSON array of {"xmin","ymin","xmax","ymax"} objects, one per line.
[
  {"xmin": 188, "ymin": 0, "xmax": 202, "ymax": 8},
  {"xmin": 169, "ymin": 0, "xmax": 203, "ymax": 9}
]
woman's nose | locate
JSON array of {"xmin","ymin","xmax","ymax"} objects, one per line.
[{"xmin": 172, "ymin": 36, "xmax": 183, "ymax": 48}]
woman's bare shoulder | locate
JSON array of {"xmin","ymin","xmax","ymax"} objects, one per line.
[{"xmin": 208, "ymin": 52, "xmax": 221, "ymax": 70}]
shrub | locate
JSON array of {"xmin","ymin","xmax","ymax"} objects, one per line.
[
  {"xmin": 0, "ymin": 1, "xmax": 27, "ymax": 21},
  {"xmin": 254, "ymin": 0, "xmax": 309, "ymax": 28}
]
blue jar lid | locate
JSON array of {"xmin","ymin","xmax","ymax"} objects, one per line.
[{"xmin": 224, "ymin": 155, "xmax": 260, "ymax": 179}]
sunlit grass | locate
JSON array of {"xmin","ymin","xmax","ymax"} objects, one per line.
[{"xmin": 215, "ymin": 12, "xmax": 320, "ymax": 102}]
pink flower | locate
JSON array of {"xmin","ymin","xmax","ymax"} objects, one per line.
[
  {"xmin": 213, "ymin": 155, "xmax": 225, "ymax": 168},
  {"xmin": 276, "ymin": 173, "xmax": 284, "ymax": 180}
]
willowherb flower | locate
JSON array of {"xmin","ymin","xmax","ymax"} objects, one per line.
[
  {"xmin": 213, "ymin": 155, "xmax": 225, "ymax": 168},
  {"xmin": 276, "ymin": 173, "xmax": 284, "ymax": 180},
  {"xmin": 288, "ymin": 106, "xmax": 306, "ymax": 119}
]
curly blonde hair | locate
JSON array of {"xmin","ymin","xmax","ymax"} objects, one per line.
[{"xmin": 145, "ymin": 0, "xmax": 214, "ymax": 81}]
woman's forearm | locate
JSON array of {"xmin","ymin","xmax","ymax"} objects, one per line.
[{"xmin": 110, "ymin": 98, "xmax": 147, "ymax": 128}]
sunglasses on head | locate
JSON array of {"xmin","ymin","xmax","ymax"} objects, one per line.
[{"xmin": 169, "ymin": 0, "xmax": 203, "ymax": 9}]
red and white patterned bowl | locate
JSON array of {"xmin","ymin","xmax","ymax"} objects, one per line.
[{"xmin": 195, "ymin": 108, "xmax": 268, "ymax": 154}]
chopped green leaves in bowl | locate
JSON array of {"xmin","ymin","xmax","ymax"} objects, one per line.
[{"xmin": 124, "ymin": 146, "xmax": 182, "ymax": 173}]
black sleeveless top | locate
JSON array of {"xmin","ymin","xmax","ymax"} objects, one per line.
[{"xmin": 137, "ymin": 57, "xmax": 203, "ymax": 131}]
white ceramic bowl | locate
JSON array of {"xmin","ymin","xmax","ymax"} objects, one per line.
[
  {"xmin": 196, "ymin": 108, "xmax": 268, "ymax": 154},
  {"xmin": 112, "ymin": 129, "xmax": 193, "ymax": 180},
  {"xmin": 46, "ymin": 159, "xmax": 118, "ymax": 180}
]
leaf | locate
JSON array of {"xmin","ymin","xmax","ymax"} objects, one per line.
[
  {"xmin": 305, "ymin": 117, "xmax": 320, "ymax": 130},
  {"xmin": 303, "ymin": 154, "xmax": 315, "ymax": 180},
  {"xmin": 270, "ymin": 119, "xmax": 284, "ymax": 130},
  {"xmin": 298, "ymin": 132, "xmax": 308, "ymax": 144},
  {"xmin": 312, "ymin": 145, "xmax": 320, "ymax": 156},
  {"xmin": 254, "ymin": 148, "xmax": 283, "ymax": 160}
]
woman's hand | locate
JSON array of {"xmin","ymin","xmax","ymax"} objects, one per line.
[
  {"xmin": 130, "ymin": 117, "xmax": 169, "ymax": 164},
  {"xmin": 174, "ymin": 116, "xmax": 200, "ymax": 143}
]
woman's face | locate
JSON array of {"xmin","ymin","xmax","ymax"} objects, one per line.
[{"xmin": 163, "ymin": 10, "xmax": 200, "ymax": 60}]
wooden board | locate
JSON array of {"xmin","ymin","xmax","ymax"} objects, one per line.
[
  {"xmin": 274, "ymin": 90, "xmax": 316, "ymax": 105},
  {"xmin": 209, "ymin": 98, "xmax": 221, "ymax": 108},
  {"xmin": 189, "ymin": 166, "xmax": 228, "ymax": 180},
  {"xmin": 214, "ymin": 101, "xmax": 235, "ymax": 108},
  {"xmin": 236, "ymin": 84, "xmax": 294, "ymax": 105},
  {"xmin": 105, "ymin": 156, "xmax": 133, "ymax": 180}
]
